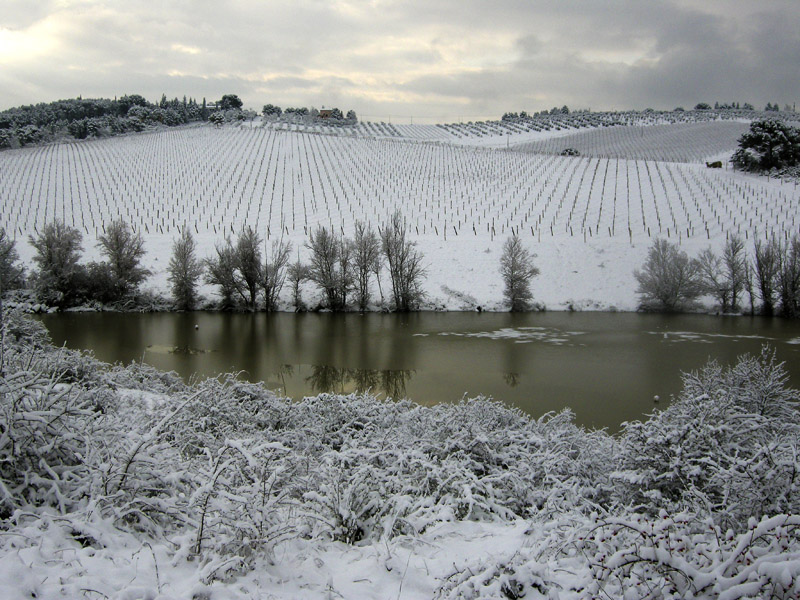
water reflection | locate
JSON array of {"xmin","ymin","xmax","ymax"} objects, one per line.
[
  {"xmin": 304, "ymin": 364, "xmax": 414, "ymax": 398},
  {"xmin": 38, "ymin": 311, "xmax": 800, "ymax": 431},
  {"xmin": 503, "ymin": 372, "xmax": 521, "ymax": 388}
]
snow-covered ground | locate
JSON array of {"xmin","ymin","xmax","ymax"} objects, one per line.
[{"xmin": 2, "ymin": 120, "xmax": 798, "ymax": 311}]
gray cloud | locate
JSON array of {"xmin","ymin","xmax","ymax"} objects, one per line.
[{"xmin": 1, "ymin": 1, "xmax": 798, "ymax": 119}]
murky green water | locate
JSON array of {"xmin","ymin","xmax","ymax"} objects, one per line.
[{"xmin": 39, "ymin": 311, "xmax": 800, "ymax": 430}]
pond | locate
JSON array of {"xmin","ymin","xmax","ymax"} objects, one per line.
[{"xmin": 39, "ymin": 311, "xmax": 800, "ymax": 431}]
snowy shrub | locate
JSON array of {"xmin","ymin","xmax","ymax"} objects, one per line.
[
  {"xmin": 2, "ymin": 307, "xmax": 50, "ymax": 349},
  {"xmin": 581, "ymin": 511, "xmax": 800, "ymax": 600},
  {"xmin": 295, "ymin": 396, "xmax": 616, "ymax": 542},
  {"xmin": 433, "ymin": 515, "xmax": 588, "ymax": 599},
  {"xmin": 435, "ymin": 551, "xmax": 556, "ymax": 599},
  {"xmin": 416, "ymin": 401, "xmax": 616, "ymax": 517},
  {"xmin": 164, "ymin": 374, "xmax": 288, "ymax": 457},
  {"xmin": 614, "ymin": 348, "xmax": 800, "ymax": 531},
  {"xmin": 107, "ymin": 359, "xmax": 187, "ymax": 395},
  {"xmin": 188, "ymin": 438, "xmax": 296, "ymax": 568},
  {"xmin": 0, "ymin": 359, "xmax": 100, "ymax": 516}
]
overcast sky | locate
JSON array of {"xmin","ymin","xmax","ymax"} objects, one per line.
[{"xmin": 1, "ymin": 0, "xmax": 798, "ymax": 122}]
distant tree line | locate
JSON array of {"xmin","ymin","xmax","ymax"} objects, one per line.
[
  {"xmin": 693, "ymin": 102, "xmax": 760, "ymax": 111},
  {"xmin": 0, "ymin": 92, "xmax": 361, "ymax": 149},
  {"xmin": 262, "ymin": 104, "xmax": 358, "ymax": 125},
  {"xmin": 635, "ymin": 235, "xmax": 800, "ymax": 318},
  {"xmin": 0, "ymin": 93, "xmax": 257, "ymax": 150},
  {"xmin": 501, "ymin": 102, "xmax": 790, "ymax": 121},
  {"xmin": 502, "ymin": 106, "xmax": 579, "ymax": 120}
]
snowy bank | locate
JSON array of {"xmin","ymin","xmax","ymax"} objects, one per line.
[{"xmin": 2, "ymin": 310, "xmax": 800, "ymax": 598}]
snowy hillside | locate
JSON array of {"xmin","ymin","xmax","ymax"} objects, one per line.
[
  {"xmin": 513, "ymin": 121, "xmax": 750, "ymax": 162},
  {"xmin": 2, "ymin": 120, "xmax": 799, "ymax": 311}
]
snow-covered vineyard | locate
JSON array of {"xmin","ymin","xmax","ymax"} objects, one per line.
[
  {"xmin": 3, "ymin": 122, "xmax": 797, "ymax": 240},
  {"xmin": 2, "ymin": 119, "xmax": 800, "ymax": 310},
  {"xmin": 513, "ymin": 121, "xmax": 750, "ymax": 162},
  {"xmin": 2, "ymin": 311, "xmax": 800, "ymax": 599}
]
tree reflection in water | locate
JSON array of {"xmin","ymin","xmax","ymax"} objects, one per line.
[
  {"xmin": 503, "ymin": 372, "xmax": 522, "ymax": 388},
  {"xmin": 305, "ymin": 365, "xmax": 414, "ymax": 399}
]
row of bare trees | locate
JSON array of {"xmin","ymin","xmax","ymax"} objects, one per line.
[
  {"xmin": 635, "ymin": 234, "xmax": 800, "ymax": 317},
  {"xmin": 200, "ymin": 211, "xmax": 426, "ymax": 312},
  {"xmin": 0, "ymin": 212, "xmax": 426, "ymax": 312},
  {"xmin": 5, "ymin": 218, "xmax": 796, "ymax": 316}
]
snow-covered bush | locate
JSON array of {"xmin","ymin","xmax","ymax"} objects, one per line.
[
  {"xmin": 613, "ymin": 348, "xmax": 800, "ymax": 531},
  {"xmin": 187, "ymin": 438, "xmax": 296, "ymax": 569},
  {"xmin": 581, "ymin": 511, "xmax": 800, "ymax": 599}
]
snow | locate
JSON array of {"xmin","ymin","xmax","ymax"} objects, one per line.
[
  {"xmin": 2, "ymin": 121, "xmax": 799, "ymax": 312},
  {"xmin": 0, "ymin": 515, "xmax": 539, "ymax": 600},
  {"xmin": 647, "ymin": 331, "xmax": 777, "ymax": 344},
  {"xmin": 421, "ymin": 325, "xmax": 586, "ymax": 346}
]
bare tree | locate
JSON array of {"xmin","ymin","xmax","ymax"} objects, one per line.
[
  {"xmin": 261, "ymin": 239, "xmax": 292, "ymax": 311},
  {"xmin": 97, "ymin": 219, "xmax": 150, "ymax": 299},
  {"xmin": 743, "ymin": 257, "xmax": 756, "ymax": 316},
  {"xmin": 29, "ymin": 220, "xmax": 84, "ymax": 306},
  {"xmin": 777, "ymin": 235, "xmax": 800, "ymax": 318},
  {"xmin": 500, "ymin": 234, "xmax": 539, "ymax": 311},
  {"xmin": 723, "ymin": 235, "xmax": 746, "ymax": 312},
  {"xmin": 306, "ymin": 226, "xmax": 342, "ymax": 309},
  {"xmin": 381, "ymin": 211, "xmax": 426, "ymax": 311},
  {"xmin": 696, "ymin": 248, "xmax": 730, "ymax": 311},
  {"xmin": 287, "ymin": 255, "xmax": 309, "ymax": 311},
  {"xmin": 753, "ymin": 237, "xmax": 780, "ymax": 316},
  {"xmin": 234, "ymin": 226, "xmax": 263, "ymax": 310},
  {"xmin": 167, "ymin": 229, "xmax": 203, "ymax": 310},
  {"xmin": 634, "ymin": 238, "xmax": 703, "ymax": 311},
  {"xmin": 336, "ymin": 238, "xmax": 354, "ymax": 309},
  {"xmin": 204, "ymin": 239, "xmax": 239, "ymax": 309},
  {"xmin": 352, "ymin": 220, "xmax": 381, "ymax": 311}
]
